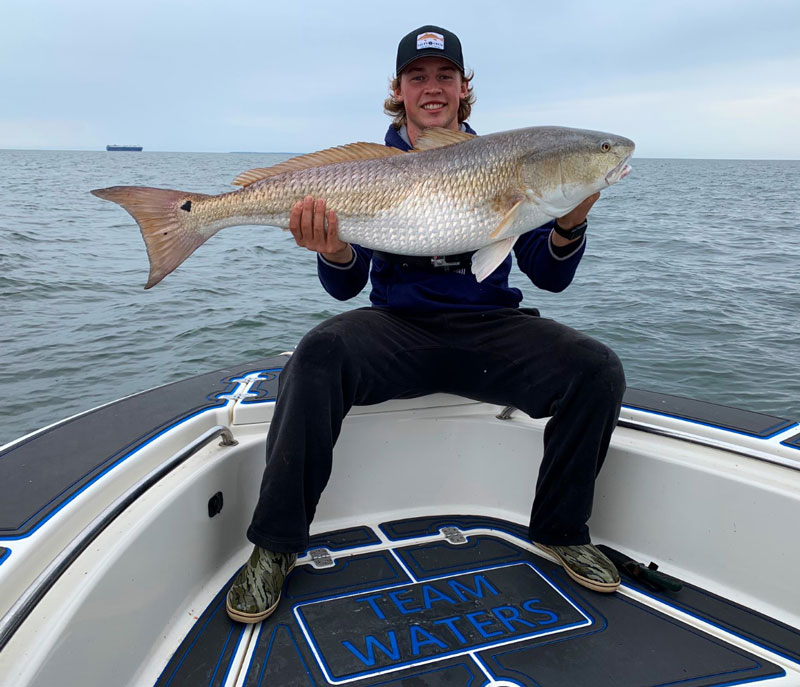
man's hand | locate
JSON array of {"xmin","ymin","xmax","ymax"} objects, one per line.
[
  {"xmin": 552, "ymin": 192, "xmax": 600, "ymax": 247},
  {"xmin": 289, "ymin": 196, "xmax": 353, "ymax": 264}
]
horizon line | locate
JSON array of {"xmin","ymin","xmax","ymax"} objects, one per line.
[{"xmin": 1, "ymin": 147, "xmax": 799, "ymax": 162}]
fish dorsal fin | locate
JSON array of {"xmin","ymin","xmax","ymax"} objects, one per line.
[
  {"xmin": 413, "ymin": 127, "xmax": 475, "ymax": 151},
  {"xmin": 232, "ymin": 143, "xmax": 407, "ymax": 186}
]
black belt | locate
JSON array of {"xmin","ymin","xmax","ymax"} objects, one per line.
[{"xmin": 372, "ymin": 250, "xmax": 474, "ymax": 273}]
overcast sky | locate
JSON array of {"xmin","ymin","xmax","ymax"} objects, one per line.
[{"xmin": 2, "ymin": 0, "xmax": 799, "ymax": 158}]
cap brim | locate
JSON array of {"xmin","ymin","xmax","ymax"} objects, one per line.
[{"xmin": 397, "ymin": 52, "xmax": 464, "ymax": 75}]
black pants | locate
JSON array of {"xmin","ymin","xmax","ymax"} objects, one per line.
[{"xmin": 247, "ymin": 307, "xmax": 625, "ymax": 552}]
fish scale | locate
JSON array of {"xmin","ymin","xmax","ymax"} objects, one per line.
[{"xmin": 91, "ymin": 126, "xmax": 634, "ymax": 288}]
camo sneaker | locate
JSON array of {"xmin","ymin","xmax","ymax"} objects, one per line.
[
  {"xmin": 226, "ymin": 546, "xmax": 297, "ymax": 623},
  {"xmin": 535, "ymin": 542, "xmax": 620, "ymax": 593}
]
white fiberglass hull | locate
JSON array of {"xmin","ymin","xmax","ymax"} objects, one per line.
[{"xmin": 0, "ymin": 356, "xmax": 798, "ymax": 685}]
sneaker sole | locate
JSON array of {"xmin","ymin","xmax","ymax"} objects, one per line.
[
  {"xmin": 535, "ymin": 543, "xmax": 619, "ymax": 593},
  {"xmin": 225, "ymin": 561, "xmax": 296, "ymax": 624}
]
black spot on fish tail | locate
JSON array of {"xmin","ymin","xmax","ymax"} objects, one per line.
[{"xmin": 180, "ymin": 200, "xmax": 192, "ymax": 212}]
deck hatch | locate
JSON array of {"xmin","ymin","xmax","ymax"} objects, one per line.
[{"xmin": 293, "ymin": 562, "xmax": 590, "ymax": 682}]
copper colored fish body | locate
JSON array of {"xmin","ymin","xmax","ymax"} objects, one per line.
[{"xmin": 92, "ymin": 126, "xmax": 634, "ymax": 288}]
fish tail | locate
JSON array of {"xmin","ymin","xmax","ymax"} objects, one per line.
[{"xmin": 91, "ymin": 186, "xmax": 213, "ymax": 288}]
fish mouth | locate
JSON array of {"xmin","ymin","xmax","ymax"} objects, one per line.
[{"xmin": 605, "ymin": 156, "xmax": 632, "ymax": 185}]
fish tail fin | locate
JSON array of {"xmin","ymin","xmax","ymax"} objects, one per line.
[{"xmin": 91, "ymin": 186, "xmax": 213, "ymax": 288}]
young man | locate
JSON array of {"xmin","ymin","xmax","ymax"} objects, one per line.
[{"xmin": 226, "ymin": 25, "xmax": 624, "ymax": 624}]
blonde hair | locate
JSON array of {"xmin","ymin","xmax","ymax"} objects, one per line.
[{"xmin": 383, "ymin": 70, "xmax": 475, "ymax": 128}]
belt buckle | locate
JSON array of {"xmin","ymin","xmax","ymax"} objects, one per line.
[{"xmin": 430, "ymin": 255, "xmax": 461, "ymax": 268}]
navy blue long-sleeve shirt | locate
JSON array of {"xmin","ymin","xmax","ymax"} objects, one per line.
[{"xmin": 316, "ymin": 124, "xmax": 586, "ymax": 311}]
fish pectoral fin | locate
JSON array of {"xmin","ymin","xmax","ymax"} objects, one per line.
[
  {"xmin": 488, "ymin": 199, "xmax": 524, "ymax": 239},
  {"xmin": 232, "ymin": 143, "xmax": 407, "ymax": 186},
  {"xmin": 413, "ymin": 127, "xmax": 475, "ymax": 151},
  {"xmin": 471, "ymin": 237, "xmax": 517, "ymax": 283}
]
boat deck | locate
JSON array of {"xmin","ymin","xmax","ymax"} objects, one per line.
[
  {"xmin": 156, "ymin": 515, "xmax": 800, "ymax": 687},
  {"xmin": 3, "ymin": 356, "xmax": 799, "ymax": 686}
]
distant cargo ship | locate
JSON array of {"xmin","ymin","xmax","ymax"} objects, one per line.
[{"xmin": 106, "ymin": 145, "xmax": 143, "ymax": 152}]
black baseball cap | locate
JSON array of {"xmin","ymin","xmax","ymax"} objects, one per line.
[{"xmin": 395, "ymin": 25, "xmax": 464, "ymax": 75}]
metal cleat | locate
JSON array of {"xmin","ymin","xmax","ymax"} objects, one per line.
[
  {"xmin": 441, "ymin": 527, "xmax": 468, "ymax": 544},
  {"xmin": 309, "ymin": 548, "xmax": 335, "ymax": 568}
]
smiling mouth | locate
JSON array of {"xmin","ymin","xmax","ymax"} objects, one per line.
[{"xmin": 422, "ymin": 103, "xmax": 445, "ymax": 111}]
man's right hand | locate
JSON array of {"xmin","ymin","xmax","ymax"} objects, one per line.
[{"xmin": 289, "ymin": 196, "xmax": 353, "ymax": 264}]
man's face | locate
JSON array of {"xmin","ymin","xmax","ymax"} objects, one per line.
[{"xmin": 394, "ymin": 56, "xmax": 468, "ymax": 142}]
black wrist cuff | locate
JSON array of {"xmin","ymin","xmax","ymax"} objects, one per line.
[{"xmin": 553, "ymin": 219, "xmax": 588, "ymax": 241}]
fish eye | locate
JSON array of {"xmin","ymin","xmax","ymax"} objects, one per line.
[{"xmin": 601, "ymin": 141, "xmax": 611, "ymax": 152}]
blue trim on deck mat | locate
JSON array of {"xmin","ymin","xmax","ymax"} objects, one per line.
[{"xmin": 157, "ymin": 520, "xmax": 789, "ymax": 686}]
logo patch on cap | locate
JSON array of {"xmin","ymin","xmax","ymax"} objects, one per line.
[{"xmin": 417, "ymin": 31, "xmax": 444, "ymax": 50}]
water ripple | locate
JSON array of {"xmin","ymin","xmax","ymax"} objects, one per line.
[{"xmin": 1, "ymin": 151, "xmax": 799, "ymax": 444}]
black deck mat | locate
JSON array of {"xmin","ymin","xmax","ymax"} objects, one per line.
[
  {"xmin": 483, "ymin": 584, "xmax": 777, "ymax": 687},
  {"xmin": 0, "ymin": 355, "xmax": 286, "ymax": 539},
  {"xmin": 599, "ymin": 544, "xmax": 800, "ymax": 664},
  {"xmin": 379, "ymin": 513, "xmax": 529, "ymax": 541},
  {"xmin": 155, "ymin": 574, "xmax": 247, "ymax": 687},
  {"xmin": 159, "ymin": 524, "xmax": 789, "ymax": 686},
  {"xmin": 622, "ymin": 388, "xmax": 795, "ymax": 437},
  {"xmin": 308, "ymin": 525, "xmax": 382, "ymax": 552},
  {"xmin": 388, "ymin": 515, "xmax": 800, "ymax": 666}
]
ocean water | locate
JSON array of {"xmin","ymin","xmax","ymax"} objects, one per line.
[{"xmin": 1, "ymin": 149, "xmax": 798, "ymax": 446}]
